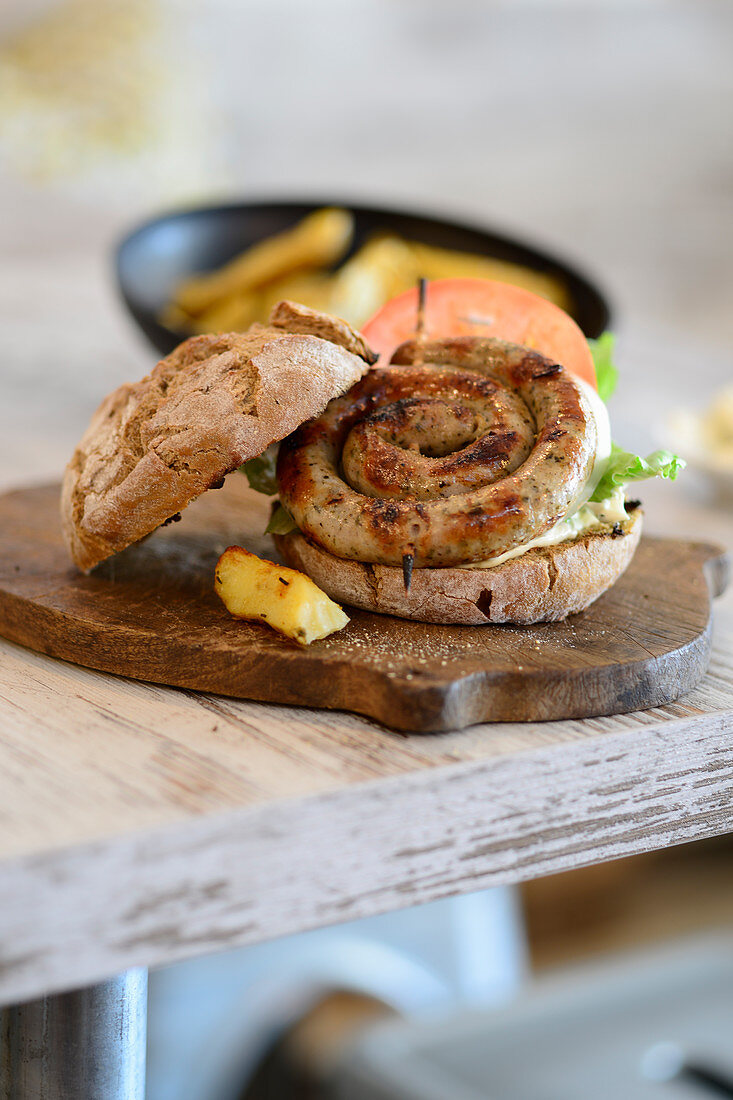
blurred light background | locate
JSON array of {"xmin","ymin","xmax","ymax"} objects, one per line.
[
  {"xmin": 1, "ymin": 2, "xmax": 732, "ymax": 1098},
  {"xmin": 1, "ymin": 0, "xmax": 732, "ymax": 485}
]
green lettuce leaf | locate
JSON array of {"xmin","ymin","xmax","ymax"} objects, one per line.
[
  {"xmin": 590, "ymin": 445, "xmax": 685, "ymax": 502},
  {"xmin": 265, "ymin": 504, "xmax": 298, "ymax": 535},
  {"xmin": 240, "ymin": 443, "xmax": 278, "ymax": 496},
  {"xmin": 588, "ymin": 332, "xmax": 619, "ymax": 402}
]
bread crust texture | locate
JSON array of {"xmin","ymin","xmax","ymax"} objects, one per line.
[
  {"xmin": 62, "ymin": 303, "xmax": 374, "ymax": 572},
  {"xmin": 275, "ymin": 509, "xmax": 643, "ymax": 625}
]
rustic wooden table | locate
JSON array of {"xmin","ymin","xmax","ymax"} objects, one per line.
[
  {"xmin": 0, "ymin": 478, "xmax": 731, "ymax": 1010},
  {"xmin": 1, "ymin": 329, "xmax": 732, "ymax": 1098}
]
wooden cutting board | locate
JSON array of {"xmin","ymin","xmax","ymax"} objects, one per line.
[{"xmin": 0, "ymin": 479, "xmax": 728, "ymax": 732}]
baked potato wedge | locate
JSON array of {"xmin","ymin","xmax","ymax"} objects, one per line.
[{"xmin": 215, "ymin": 546, "xmax": 349, "ymax": 645}]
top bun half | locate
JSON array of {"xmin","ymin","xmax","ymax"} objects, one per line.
[{"xmin": 62, "ymin": 302, "xmax": 376, "ymax": 572}]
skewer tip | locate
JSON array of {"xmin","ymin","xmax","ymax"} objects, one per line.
[{"xmin": 416, "ymin": 278, "xmax": 428, "ymax": 337}]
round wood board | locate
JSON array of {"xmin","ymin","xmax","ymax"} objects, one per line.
[{"xmin": 0, "ymin": 479, "xmax": 728, "ymax": 732}]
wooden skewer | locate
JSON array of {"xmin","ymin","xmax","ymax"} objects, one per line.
[
  {"xmin": 413, "ymin": 277, "xmax": 428, "ymax": 368},
  {"xmin": 416, "ymin": 277, "xmax": 428, "ymax": 337},
  {"xmin": 399, "ymin": 279, "xmax": 429, "ymax": 591}
]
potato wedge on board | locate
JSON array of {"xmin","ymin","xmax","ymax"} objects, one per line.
[{"xmin": 215, "ymin": 546, "xmax": 349, "ymax": 645}]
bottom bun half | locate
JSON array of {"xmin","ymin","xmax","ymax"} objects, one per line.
[{"xmin": 274, "ymin": 510, "xmax": 642, "ymax": 625}]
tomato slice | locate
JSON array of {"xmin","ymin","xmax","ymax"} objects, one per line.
[{"xmin": 361, "ymin": 277, "xmax": 597, "ymax": 389}]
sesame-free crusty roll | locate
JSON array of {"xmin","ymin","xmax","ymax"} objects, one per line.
[{"xmin": 62, "ymin": 302, "xmax": 375, "ymax": 572}]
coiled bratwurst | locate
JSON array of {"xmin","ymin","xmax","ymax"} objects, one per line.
[{"xmin": 276, "ymin": 336, "xmax": 598, "ymax": 568}]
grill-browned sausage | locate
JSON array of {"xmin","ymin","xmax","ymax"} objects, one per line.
[{"xmin": 276, "ymin": 336, "xmax": 597, "ymax": 567}]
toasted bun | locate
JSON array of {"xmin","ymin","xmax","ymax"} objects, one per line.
[
  {"xmin": 62, "ymin": 302, "xmax": 374, "ymax": 572},
  {"xmin": 274, "ymin": 509, "xmax": 643, "ymax": 625}
]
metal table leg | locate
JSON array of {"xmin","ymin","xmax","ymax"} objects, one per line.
[{"xmin": 1, "ymin": 968, "xmax": 147, "ymax": 1100}]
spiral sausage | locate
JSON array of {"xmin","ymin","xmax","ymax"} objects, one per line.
[{"xmin": 276, "ymin": 336, "xmax": 597, "ymax": 567}]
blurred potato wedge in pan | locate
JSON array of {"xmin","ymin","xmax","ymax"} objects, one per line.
[{"xmin": 163, "ymin": 206, "xmax": 570, "ymax": 334}]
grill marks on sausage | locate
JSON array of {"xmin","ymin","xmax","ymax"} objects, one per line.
[
  {"xmin": 363, "ymin": 498, "xmax": 402, "ymax": 527},
  {"xmin": 531, "ymin": 362, "xmax": 563, "ymax": 379},
  {"xmin": 449, "ymin": 490, "xmax": 524, "ymax": 542},
  {"xmin": 276, "ymin": 337, "xmax": 597, "ymax": 567},
  {"xmin": 448, "ymin": 430, "xmax": 520, "ymax": 469},
  {"xmin": 341, "ymin": 368, "xmax": 535, "ymax": 503}
]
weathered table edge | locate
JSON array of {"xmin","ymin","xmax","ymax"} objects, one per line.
[{"xmin": 1, "ymin": 704, "xmax": 731, "ymax": 1006}]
